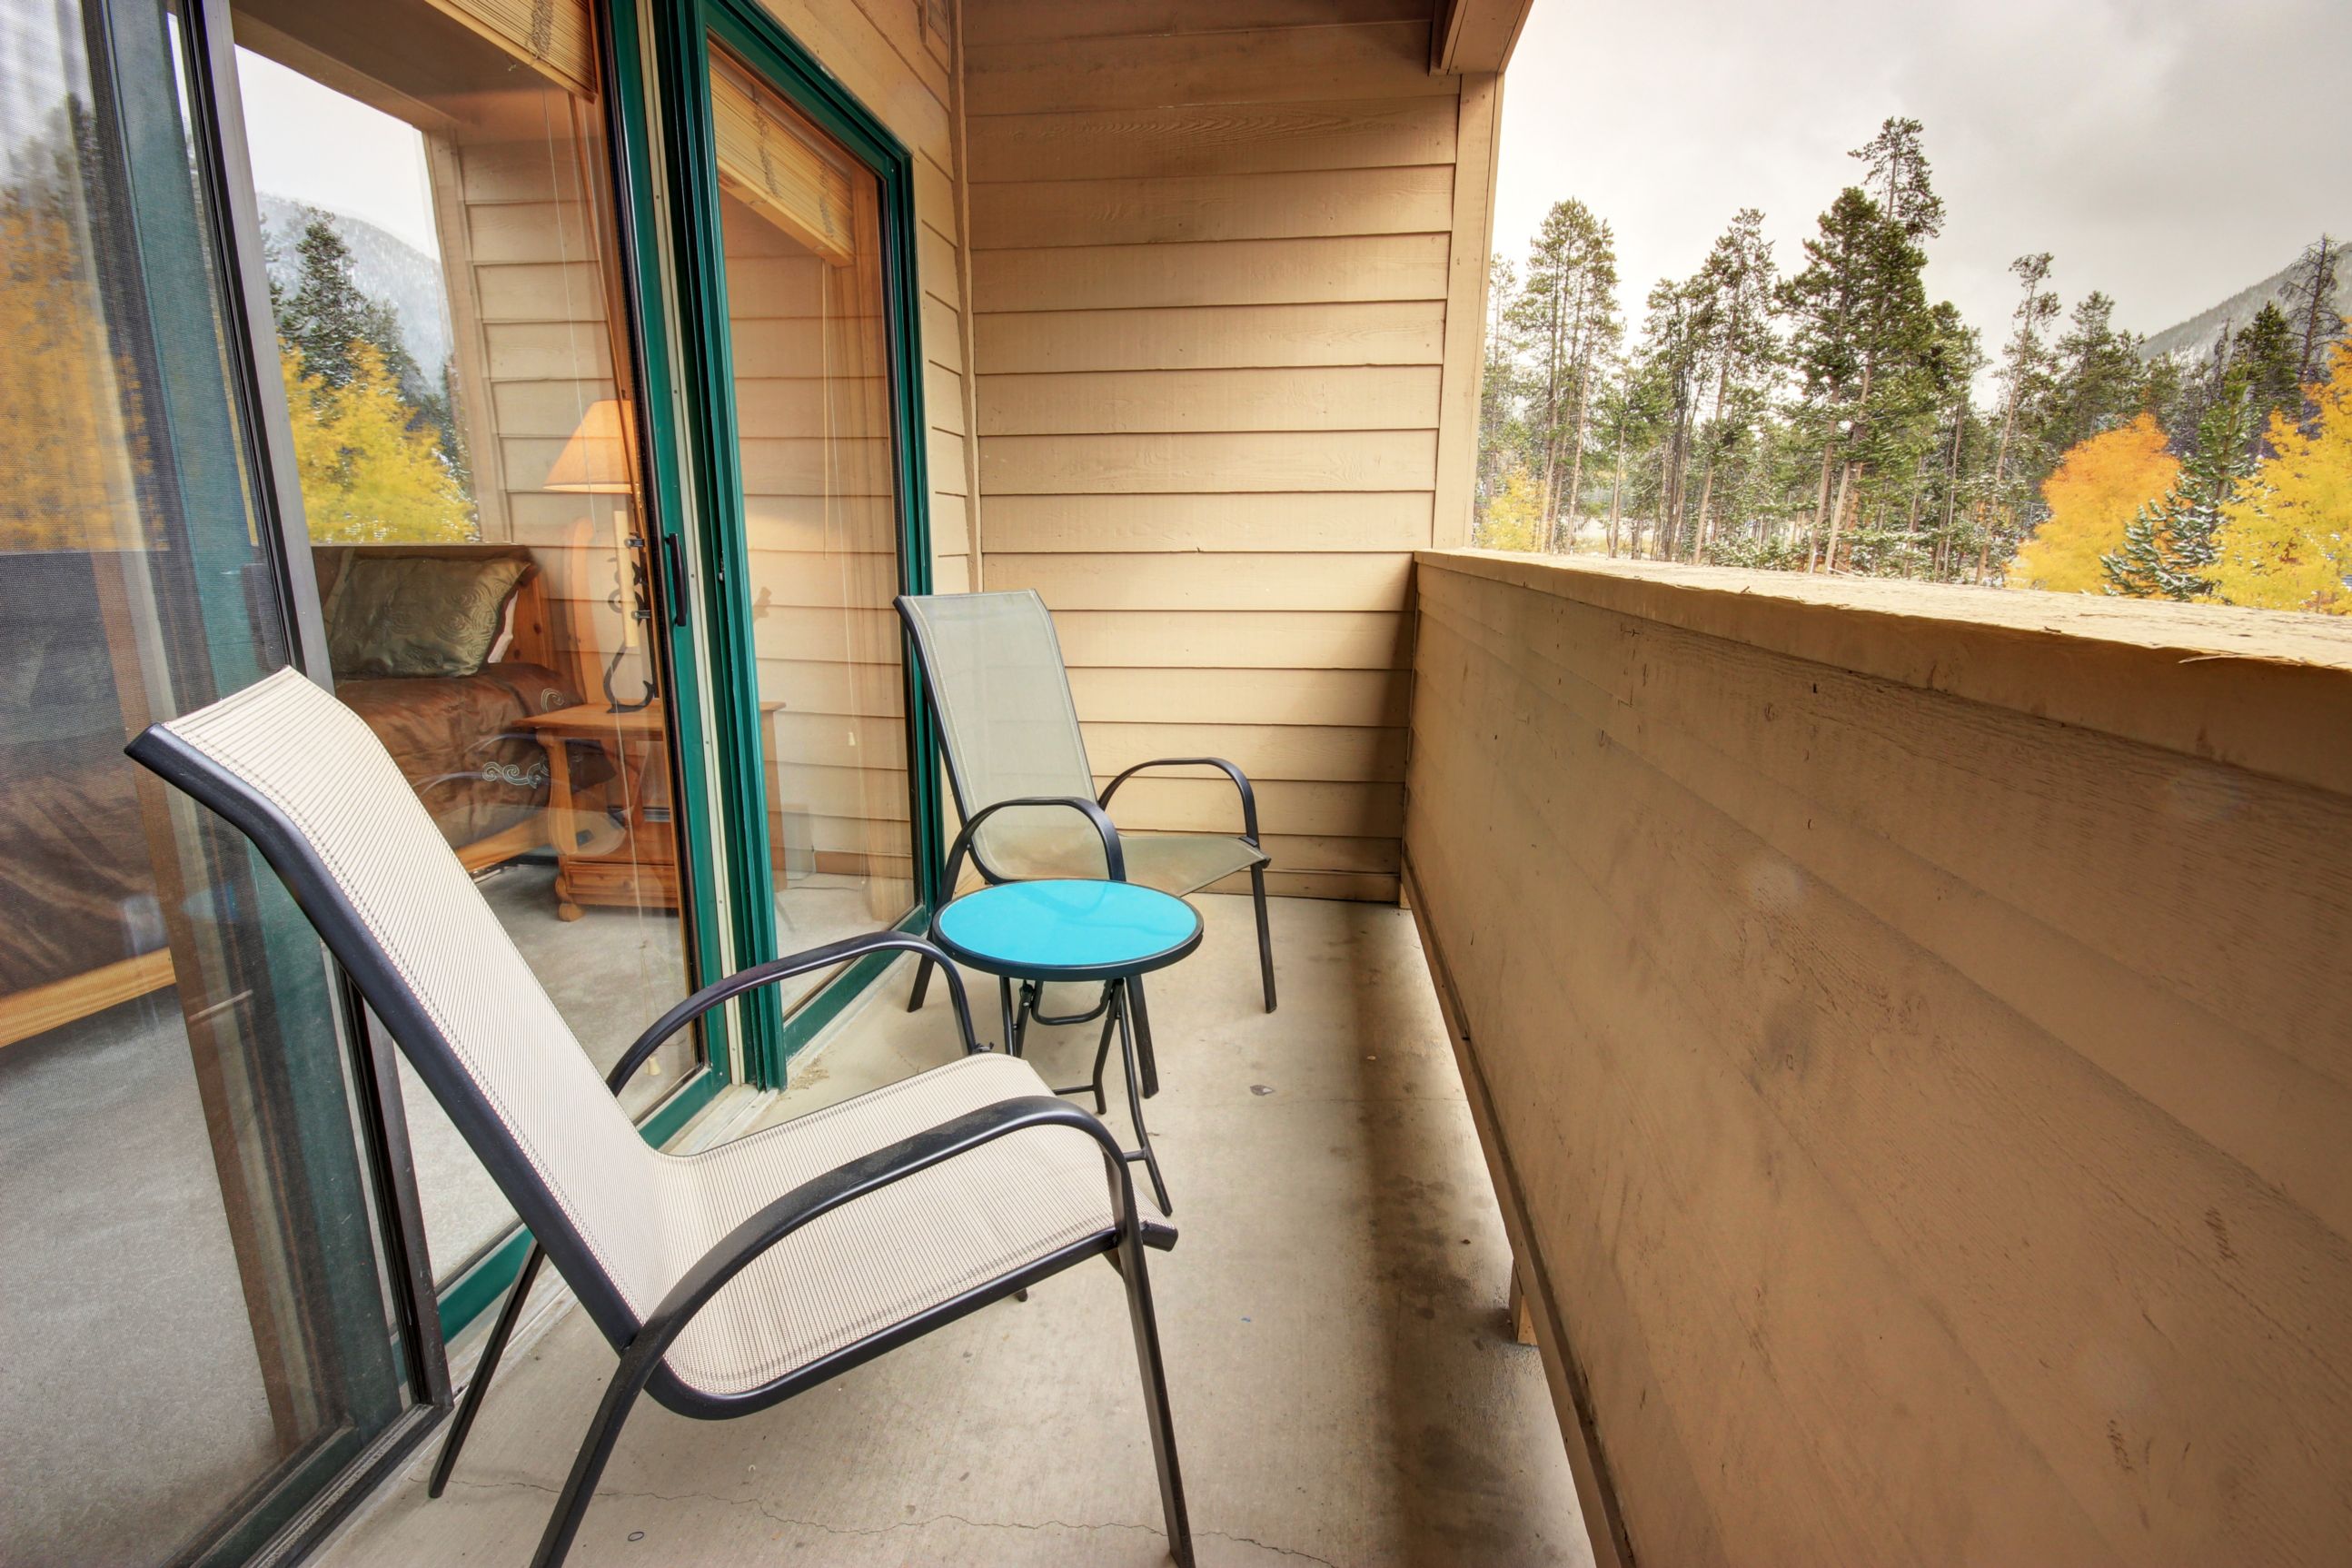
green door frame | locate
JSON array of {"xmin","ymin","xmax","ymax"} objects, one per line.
[
  {"xmin": 639, "ymin": 0, "xmax": 945, "ymax": 1089},
  {"xmin": 442, "ymin": 0, "xmax": 950, "ymax": 1337}
]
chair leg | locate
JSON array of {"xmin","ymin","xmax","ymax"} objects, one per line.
[
  {"xmin": 1249, "ymin": 862, "xmax": 1277, "ymax": 1014},
  {"xmin": 528, "ymin": 1336, "xmax": 660, "ymax": 1568},
  {"xmin": 1114, "ymin": 1225, "xmax": 1195, "ymax": 1568},
  {"xmin": 1127, "ymin": 972, "xmax": 1160, "ymax": 1099},
  {"xmin": 429, "ymin": 1242, "xmax": 544, "ymax": 1498},
  {"xmin": 906, "ymin": 954, "xmax": 934, "ymax": 1013}
]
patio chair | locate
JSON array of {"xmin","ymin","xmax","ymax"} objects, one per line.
[
  {"xmin": 897, "ymin": 590, "xmax": 1277, "ymax": 1028},
  {"xmin": 126, "ymin": 668, "xmax": 1194, "ymax": 1568}
]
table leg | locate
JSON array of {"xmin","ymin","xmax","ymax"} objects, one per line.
[
  {"xmin": 1127, "ymin": 972, "xmax": 1160, "ymax": 1098},
  {"xmin": 542, "ymin": 729, "xmax": 581, "ymax": 921},
  {"xmin": 998, "ymin": 976, "xmax": 1020, "ymax": 1057},
  {"xmin": 1114, "ymin": 981, "xmax": 1171, "ymax": 1216}
]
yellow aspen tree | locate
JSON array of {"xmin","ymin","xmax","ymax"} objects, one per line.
[
  {"xmin": 2208, "ymin": 337, "xmax": 2352, "ymax": 615},
  {"xmin": 2007, "ymin": 412, "xmax": 2177, "ymax": 593},
  {"xmin": 1477, "ymin": 464, "xmax": 1547, "ymax": 552}
]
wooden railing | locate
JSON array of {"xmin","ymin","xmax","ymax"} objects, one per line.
[{"xmin": 1402, "ymin": 549, "xmax": 2352, "ymax": 1568}]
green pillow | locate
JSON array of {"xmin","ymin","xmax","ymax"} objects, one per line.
[{"xmin": 326, "ymin": 555, "xmax": 530, "ymax": 679}]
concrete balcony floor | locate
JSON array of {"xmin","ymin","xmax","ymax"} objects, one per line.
[{"xmin": 318, "ymin": 895, "xmax": 1589, "ymax": 1567}]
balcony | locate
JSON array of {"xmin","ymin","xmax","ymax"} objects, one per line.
[
  {"xmin": 309, "ymin": 550, "xmax": 2352, "ymax": 1567},
  {"xmin": 314, "ymin": 891, "xmax": 1593, "ymax": 1567}
]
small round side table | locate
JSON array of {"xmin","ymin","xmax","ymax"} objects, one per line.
[{"xmin": 932, "ymin": 879, "xmax": 1200, "ymax": 1214}]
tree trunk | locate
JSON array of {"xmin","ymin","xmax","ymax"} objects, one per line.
[
  {"xmin": 1563, "ymin": 356, "xmax": 1593, "ymax": 547},
  {"xmin": 1823, "ymin": 459, "xmax": 1855, "ymax": 573},
  {"xmin": 1806, "ymin": 437, "xmax": 1836, "ymax": 571}
]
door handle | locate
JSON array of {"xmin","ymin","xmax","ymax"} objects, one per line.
[{"xmin": 660, "ymin": 533, "xmax": 690, "ymax": 630}]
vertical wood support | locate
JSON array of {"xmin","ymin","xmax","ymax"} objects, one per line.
[{"xmin": 1429, "ymin": 71, "xmax": 1502, "ymax": 550}]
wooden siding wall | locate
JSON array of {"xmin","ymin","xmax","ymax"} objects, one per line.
[
  {"xmin": 962, "ymin": 0, "xmax": 1501, "ymax": 901},
  {"xmin": 1404, "ymin": 551, "xmax": 2352, "ymax": 1567}
]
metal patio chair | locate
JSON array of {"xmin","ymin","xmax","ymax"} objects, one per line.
[
  {"xmin": 127, "ymin": 667, "xmax": 1194, "ymax": 1568},
  {"xmin": 897, "ymin": 590, "xmax": 1277, "ymax": 1047}
]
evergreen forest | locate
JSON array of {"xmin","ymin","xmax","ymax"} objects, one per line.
[{"xmin": 1475, "ymin": 119, "xmax": 2349, "ymax": 616}]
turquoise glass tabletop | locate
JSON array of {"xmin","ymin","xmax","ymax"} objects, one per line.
[{"xmin": 935, "ymin": 879, "xmax": 1202, "ymax": 978}]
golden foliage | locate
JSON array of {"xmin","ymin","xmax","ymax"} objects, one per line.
[
  {"xmin": 1477, "ymin": 463, "xmax": 1546, "ymax": 552},
  {"xmin": 2209, "ymin": 337, "xmax": 2352, "ymax": 616},
  {"xmin": 283, "ymin": 341, "xmax": 473, "ymax": 543},
  {"xmin": 0, "ymin": 179, "xmax": 154, "ymax": 552},
  {"xmin": 2010, "ymin": 413, "xmax": 2178, "ymax": 594}
]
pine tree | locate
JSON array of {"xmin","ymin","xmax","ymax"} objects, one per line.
[
  {"xmin": 277, "ymin": 213, "xmax": 418, "ymax": 392},
  {"xmin": 1508, "ymin": 200, "xmax": 1619, "ymax": 550},
  {"xmin": 1688, "ymin": 208, "xmax": 1781, "ymax": 560},
  {"xmin": 1850, "ymin": 115, "xmax": 1946, "ymax": 242},
  {"xmin": 2233, "ymin": 303, "xmax": 2304, "ymax": 443},
  {"xmin": 1979, "ymin": 253, "xmax": 2059, "ymax": 580},
  {"xmin": 2279, "ymin": 233, "xmax": 2344, "ymax": 389},
  {"xmin": 2045, "ymin": 291, "xmax": 2146, "ymax": 452},
  {"xmin": 2101, "ymin": 372, "xmax": 2254, "ymax": 601}
]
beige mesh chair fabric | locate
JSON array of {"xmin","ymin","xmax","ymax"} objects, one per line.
[
  {"xmin": 150, "ymin": 668, "xmax": 1115, "ymax": 1396},
  {"xmin": 899, "ymin": 590, "xmax": 1266, "ymax": 895}
]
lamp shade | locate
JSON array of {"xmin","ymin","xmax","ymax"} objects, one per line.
[{"xmin": 544, "ymin": 398, "xmax": 639, "ymax": 494}]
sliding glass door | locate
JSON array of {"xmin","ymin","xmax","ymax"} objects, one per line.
[
  {"xmin": 3, "ymin": 0, "xmax": 939, "ymax": 1559},
  {"xmin": 208, "ymin": 0, "xmax": 722, "ymax": 1307},
  {"xmin": 652, "ymin": 0, "xmax": 938, "ymax": 1081},
  {"xmin": 0, "ymin": 3, "xmax": 421, "ymax": 1562}
]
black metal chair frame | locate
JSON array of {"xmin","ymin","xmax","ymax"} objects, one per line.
[
  {"xmin": 127, "ymin": 719, "xmax": 1196, "ymax": 1568},
  {"xmin": 895, "ymin": 593, "xmax": 1278, "ymax": 1040}
]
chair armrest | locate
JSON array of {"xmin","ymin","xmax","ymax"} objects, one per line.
[
  {"xmin": 611, "ymin": 932, "xmax": 979, "ymax": 1095},
  {"xmin": 1097, "ymin": 757, "xmax": 1260, "ymax": 845},
  {"xmin": 630, "ymin": 1095, "xmax": 1161, "ymax": 1361},
  {"xmin": 947, "ymin": 793, "xmax": 1127, "ymax": 888}
]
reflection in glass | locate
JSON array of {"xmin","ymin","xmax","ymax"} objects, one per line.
[
  {"xmin": 225, "ymin": 0, "xmax": 696, "ymax": 1282},
  {"xmin": 0, "ymin": 5, "xmax": 406, "ymax": 1562},
  {"xmin": 711, "ymin": 47, "xmax": 917, "ymax": 1005}
]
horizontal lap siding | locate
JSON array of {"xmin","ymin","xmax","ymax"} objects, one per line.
[
  {"xmin": 968, "ymin": 0, "xmax": 1489, "ymax": 902},
  {"xmin": 1405, "ymin": 554, "xmax": 2352, "ymax": 1566}
]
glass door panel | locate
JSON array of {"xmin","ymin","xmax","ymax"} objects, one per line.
[
  {"xmin": 220, "ymin": 0, "xmax": 700, "ymax": 1285},
  {"xmin": 709, "ymin": 45, "xmax": 915, "ymax": 1008},
  {"xmin": 0, "ymin": 1, "xmax": 410, "ymax": 1561}
]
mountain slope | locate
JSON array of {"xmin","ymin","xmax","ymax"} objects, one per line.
[
  {"xmin": 2140, "ymin": 240, "xmax": 2351, "ymax": 362},
  {"xmin": 256, "ymin": 194, "xmax": 454, "ymax": 377}
]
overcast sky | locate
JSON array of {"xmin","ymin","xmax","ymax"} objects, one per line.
[
  {"xmin": 1494, "ymin": 0, "xmax": 2350, "ymax": 355},
  {"xmin": 236, "ymin": 48, "xmax": 441, "ymax": 254}
]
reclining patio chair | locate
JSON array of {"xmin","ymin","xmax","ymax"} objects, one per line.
[
  {"xmin": 127, "ymin": 667, "xmax": 1193, "ymax": 1568},
  {"xmin": 897, "ymin": 590, "xmax": 1277, "ymax": 1054}
]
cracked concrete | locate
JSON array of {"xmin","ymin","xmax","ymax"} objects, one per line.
[{"xmin": 315, "ymin": 896, "xmax": 1589, "ymax": 1567}]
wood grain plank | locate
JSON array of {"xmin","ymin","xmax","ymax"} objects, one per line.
[
  {"xmin": 980, "ymin": 429, "xmax": 1434, "ymax": 494},
  {"xmin": 973, "ymin": 233, "xmax": 1449, "ymax": 312},
  {"xmin": 1069, "ymin": 664, "xmax": 1409, "ymax": 727},
  {"xmin": 968, "ymin": 94, "xmax": 1457, "ymax": 183},
  {"xmin": 978, "ymin": 365, "xmax": 1443, "ymax": 434},
  {"xmin": 982, "ymin": 491, "xmax": 1431, "ymax": 552},
  {"xmin": 1052, "ymin": 610, "xmax": 1409, "ymax": 670},
  {"xmin": 995, "ymin": 549, "xmax": 1410, "ymax": 610},
  {"xmin": 970, "ymin": 165, "xmax": 1454, "ymax": 249},
  {"xmin": 976, "ymin": 301, "xmax": 1445, "ymax": 372},
  {"xmin": 966, "ymin": 0, "xmax": 1427, "ymax": 47},
  {"xmin": 965, "ymin": 20, "xmax": 1445, "ymax": 114}
]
